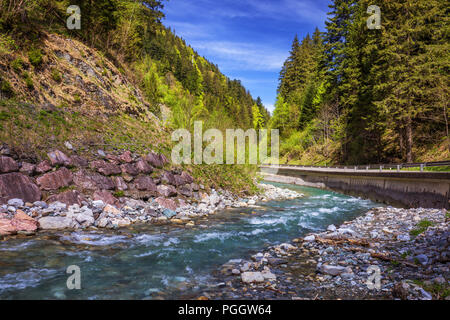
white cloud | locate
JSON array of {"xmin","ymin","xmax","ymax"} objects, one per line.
[{"xmin": 191, "ymin": 40, "xmax": 288, "ymax": 71}]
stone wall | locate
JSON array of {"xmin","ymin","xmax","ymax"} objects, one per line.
[{"xmin": 0, "ymin": 145, "xmax": 198, "ymax": 208}]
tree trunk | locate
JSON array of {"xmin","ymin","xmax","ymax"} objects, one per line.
[{"xmin": 405, "ymin": 117, "xmax": 413, "ymax": 163}]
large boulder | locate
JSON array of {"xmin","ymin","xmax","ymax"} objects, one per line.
[
  {"xmin": 157, "ymin": 185, "xmax": 177, "ymax": 197},
  {"xmin": 178, "ymin": 185, "xmax": 193, "ymax": 197},
  {"xmin": 11, "ymin": 210, "xmax": 38, "ymax": 233},
  {"xmin": 113, "ymin": 176, "xmax": 128, "ymax": 191},
  {"xmin": 90, "ymin": 160, "xmax": 121, "ymax": 176},
  {"xmin": 0, "ymin": 218, "xmax": 17, "ymax": 235},
  {"xmin": 161, "ymin": 171, "xmax": 176, "ymax": 186},
  {"xmin": 135, "ymin": 159, "xmax": 153, "ymax": 174},
  {"xmin": 0, "ymin": 172, "xmax": 41, "ymax": 203},
  {"xmin": 36, "ymin": 160, "xmax": 52, "ymax": 174},
  {"xmin": 120, "ymin": 163, "xmax": 139, "ymax": 176},
  {"xmin": 47, "ymin": 150, "xmax": 71, "ymax": 166},
  {"xmin": 69, "ymin": 155, "xmax": 88, "ymax": 168},
  {"xmin": 19, "ymin": 162, "xmax": 36, "ymax": 175},
  {"xmin": 155, "ymin": 197, "xmax": 178, "ymax": 211},
  {"xmin": 119, "ymin": 151, "xmax": 133, "ymax": 163},
  {"xmin": 38, "ymin": 216, "xmax": 73, "ymax": 230},
  {"xmin": 73, "ymin": 170, "xmax": 115, "ymax": 190},
  {"xmin": 37, "ymin": 167, "xmax": 73, "ymax": 191},
  {"xmin": 0, "ymin": 156, "xmax": 19, "ymax": 173},
  {"xmin": 145, "ymin": 152, "xmax": 167, "ymax": 168},
  {"xmin": 93, "ymin": 190, "xmax": 120, "ymax": 207},
  {"xmin": 241, "ymin": 272, "xmax": 265, "ymax": 283},
  {"xmin": 46, "ymin": 190, "xmax": 85, "ymax": 206},
  {"xmin": 135, "ymin": 176, "xmax": 157, "ymax": 192},
  {"xmin": 180, "ymin": 171, "xmax": 194, "ymax": 184}
]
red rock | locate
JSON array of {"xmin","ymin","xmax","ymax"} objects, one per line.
[
  {"xmin": 161, "ymin": 171, "xmax": 176, "ymax": 185},
  {"xmin": 37, "ymin": 167, "xmax": 73, "ymax": 191},
  {"xmin": 135, "ymin": 176, "xmax": 157, "ymax": 192},
  {"xmin": 0, "ymin": 156, "xmax": 19, "ymax": 173},
  {"xmin": 181, "ymin": 171, "xmax": 194, "ymax": 184},
  {"xmin": 113, "ymin": 176, "xmax": 128, "ymax": 191},
  {"xmin": 69, "ymin": 155, "xmax": 88, "ymax": 168},
  {"xmin": 93, "ymin": 190, "xmax": 120, "ymax": 207},
  {"xmin": 47, "ymin": 150, "xmax": 71, "ymax": 166},
  {"xmin": 20, "ymin": 162, "xmax": 36, "ymax": 175},
  {"xmin": 47, "ymin": 190, "xmax": 85, "ymax": 206},
  {"xmin": 106, "ymin": 154, "xmax": 120, "ymax": 164},
  {"xmin": 120, "ymin": 163, "xmax": 139, "ymax": 176},
  {"xmin": 145, "ymin": 152, "xmax": 164, "ymax": 168},
  {"xmin": 178, "ymin": 185, "xmax": 193, "ymax": 197},
  {"xmin": 90, "ymin": 160, "xmax": 121, "ymax": 176},
  {"xmin": 0, "ymin": 219, "xmax": 16, "ymax": 236},
  {"xmin": 155, "ymin": 197, "xmax": 178, "ymax": 211},
  {"xmin": 11, "ymin": 210, "xmax": 38, "ymax": 232},
  {"xmin": 73, "ymin": 170, "xmax": 115, "ymax": 190},
  {"xmin": 0, "ymin": 173, "xmax": 41, "ymax": 204},
  {"xmin": 135, "ymin": 159, "xmax": 153, "ymax": 174},
  {"xmin": 36, "ymin": 160, "xmax": 52, "ymax": 174},
  {"xmin": 157, "ymin": 185, "xmax": 177, "ymax": 197},
  {"xmin": 119, "ymin": 151, "xmax": 133, "ymax": 163}
]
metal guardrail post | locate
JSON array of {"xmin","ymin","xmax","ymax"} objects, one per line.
[
  {"xmin": 397, "ymin": 165, "xmax": 400, "ymax": 172},
  {"xmin": 420, "ymin": 164, "xmax": 424, "ymax": 172}
]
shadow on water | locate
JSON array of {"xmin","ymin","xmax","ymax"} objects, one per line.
[{"xmin": 0, "ymin": 182, "xmax": 379, "ymax": 300}]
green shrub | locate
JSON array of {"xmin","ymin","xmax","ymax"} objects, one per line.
[
  {"xmin": 0, "ymin": 78, "xmax": 14, "ymax": 96},
  {"xmin": 11, "ymin": 58, "xmax": 24, "ymax": 73},
  {"xmin": 51, "ymin": 69, "xmax": 62, "ymax": 82},
  {"xmin": 22, "ymin": 72, "xmax": 34, "ymax": 90},
  {"xmin": 28, "ymin": 48, "xmax": 43, "ymax": 67}
]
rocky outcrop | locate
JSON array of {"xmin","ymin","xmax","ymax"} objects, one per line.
[
  {"xmin": 90, "ymin": 160, "xmax": 121, "ymax": 176},
  {"xmin": 0, "ymin": 173, "xmax": 41, "ymax": 203},
  {"xmin": 0, "ymin": 156, "xmax": 19, "ymax": 173},
  {"xmin": 46, "ymin": 190, "xmax": 85, "ymax": 206},
  {"xmin": 37, "ymin": 167, "xmax": 73, "ymax": 191}
]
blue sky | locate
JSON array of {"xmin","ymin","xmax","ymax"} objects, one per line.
[{"xmin": 162, "ymin": 0, "xmax": 332, "ymax": 113}]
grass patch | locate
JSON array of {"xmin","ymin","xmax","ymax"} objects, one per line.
[
  {"xmin": 410, "ymin": 219, "xmax": 434, "ymax": 237},
  {"xmin": 11, "ymin": 58, "xmax": 24, "ymax": 73},
  {"xmin": 28, "ymin": 48, "xmax": 43, "ymax": 67},
  {"xmin": 51, "ymin": 69, "xmax": 62, "ymax": 83}
]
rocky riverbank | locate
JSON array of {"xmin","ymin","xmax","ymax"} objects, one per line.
[
  {"xmin": 203, "ymin": 207, "xmax": 449, "ymax": 300},
  {"xmin": 0, "ymin": 183, "xmax": 302, "ymax": 238}
]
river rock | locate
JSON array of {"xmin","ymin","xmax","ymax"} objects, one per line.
[
  {"xmin": 7, "ymin": 198, "xmax": 24, "ymax": 207},
  {"xmin": 119, "ymin": 151, "xmax": 133, "ymax": 163},
  {"xmin": 93, "ymin": 190, "xmax": 119, "ymax": 207},
  {"xmin": 241, "ymin": 272, "xmax": 265, "ymax": 283},
  {"xmin": 121, "ymin": 163, "xmax": 139, "ymax": 176},
  {"xmin": 320, "ymin": 265, "xmax": 352, "ymax": 276},
  {"xmin": 135, "ymin": 176, "xmax": 157, "ymax": 192},
  {"xmin": 38, "ymin": 216, "xmax": 73, "ymax": 230}
]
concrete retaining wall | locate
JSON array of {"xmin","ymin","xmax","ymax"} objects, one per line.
[{"xmin": 262, "ymin": 169, "xmax": 450, "ymax": 209}]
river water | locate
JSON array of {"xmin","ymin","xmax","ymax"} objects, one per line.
[{"xmin": 0, "ymin": 183, "xmax": 378, "ymax": 300}]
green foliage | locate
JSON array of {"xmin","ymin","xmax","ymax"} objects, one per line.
[
  {"xmin": 51, "ymin": 69, "xmax": 62, "ymax": 83},
  {"xmin": 273, "ymin": 0, "xmax": 449, "ymax": 165},
  {"xmin": 410, "ymin": 219, "xmax": 434, "ymax": 236},
  {"xmin": 11, "ymin": 58, "xmax": 24, "ymax": 73},
  {"xmin": 0, "ymin": 77, "xmax": 14, "ymax": 96},
  {"xmin": 22, "ymin": 72, "xmax": 34, "ymax": 90},
  {"xmin": 28, "ymin": 48, "xmax": 43, "ymax": 67}
]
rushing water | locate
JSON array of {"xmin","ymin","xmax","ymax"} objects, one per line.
[{"xmin": 0, "ymin": 183, "xmax": 378, "ymax": 300}]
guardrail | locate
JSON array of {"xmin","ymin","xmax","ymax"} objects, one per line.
[{"xmin": 262, "ymin": 160, "xmax": 450, "ymax": 172}]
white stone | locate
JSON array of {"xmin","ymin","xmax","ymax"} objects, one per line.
[
  {"xmin": 241, "ymin": 272, "xmax": 265, "ymax": 283},
  {"xmin": 304, "ymin": 235, "xmax": 316, "ymax": 242}
]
